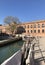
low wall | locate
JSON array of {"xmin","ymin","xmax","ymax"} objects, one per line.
[
  {"xmin": 0, "ymin": 37, "xmax": 22, "ymax": 47},
  {"xmin": 1, "ymin": 50, "xmax": 21, "ymax": 65}
]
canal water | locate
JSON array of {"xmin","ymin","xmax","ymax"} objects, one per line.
[{"xmin": 0, "ymin": 40, "xmax": 24, "ymax": 64}]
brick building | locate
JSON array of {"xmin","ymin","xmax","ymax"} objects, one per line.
[
  {"xmin": 19, "ymin": 20, "xmax": 45, "ymax": 37},
  {"xmin": 0, "ymin": 25, "xmax": 6, "ymax": 33},
  {"xmin": 0, "ymin": 20, "xmax": 45, "ymax": 37}
]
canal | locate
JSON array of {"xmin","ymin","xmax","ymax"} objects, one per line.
[{"xmin": 0, "ymin": 40, "xmax": 24, "ymax": 64}]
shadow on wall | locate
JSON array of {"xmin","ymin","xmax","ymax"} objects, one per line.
[
  {"xmin": 0, "ymin": 33, "xmax": 10, "ymax": 40},
  {"xmin": 15, "ymin": 26, "xmax": 26, "ymax": 34}
]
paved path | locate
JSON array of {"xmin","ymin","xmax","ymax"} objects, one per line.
[
  {"xmin": 34, "ymin": 37, "xmax": 45, "ymax": 65},
  {"xmin": 1, "ymin": 37, "xmax": 45, "ymax": 65}
]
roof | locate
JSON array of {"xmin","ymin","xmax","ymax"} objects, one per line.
[{"xmin": 18, "ymin": 20, "xmax": 45, "ymax": 25}]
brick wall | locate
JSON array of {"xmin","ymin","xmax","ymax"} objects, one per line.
[{"xmin": 19, "ymin": 20, "xmax": 45, "ymax": 37}]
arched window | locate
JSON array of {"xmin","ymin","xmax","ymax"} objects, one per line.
[
  {"xmin": 27, "ymin": 30, "xmax": 29, "ymax": 33},
  {"xmin": 38, "ymin": 24, "xmax": 40, "ymax": 28},
  {"xmin": 34, "ymin": 30, "xmax": 36, "ymax": 33},
  {"xmin": 38, "ymin": 30, "xmax": 40, "ymax": 33},
  {"xmin": 34, "ymin": 24, "xmax": 36, "ymax": 28},
  {"xmin": 27, "ymin": 25, "xmax": 29, "ymax": 28},
  {"xmin": 31, "ymin": 30, "xmax": 33, "ymax": 33},
  {"xmin": 42, "ymin": 29, "xmax": 44, "ymax": 33},
  {"xmin": 42, "ymin": 24, "xmax": 45, "ymax": 27},
  {"xmin": 30, "ymin": 25, "xmax": 33, "ymax": 28}
]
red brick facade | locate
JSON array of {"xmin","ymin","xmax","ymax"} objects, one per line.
[
  {"xmin": 19, "ymin": 20, "xmax": 45, "ymax": 37},
  {"xmin": 1, "ymin": 20, "xmax": 45, "ymax": 37}
]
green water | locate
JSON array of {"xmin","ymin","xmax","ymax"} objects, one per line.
[{"xmin": 0, "ymin": 40, "xmax": 23, "ymax": 64}]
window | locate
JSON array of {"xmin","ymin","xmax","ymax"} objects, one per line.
[
  {"xmin": 42, "ymin": 24, "xmax": 45, "ymax": 28},
  {"xmin": 38, "ymin": 24, "xmax": 40, "ymax": 28},
  {"xmin": 27, "ymin": 25, "xmax": 29, "ymax": 28},
  {"xmin": 42, "ymin": 29, "xmax": 44, "ymax": 33},
  {"xmin": 38, "ymin": 30, "xmax": 40, "ymax": 33},
  {"xmin": 34, "ymin": 30, "xmax": 36, "ymax": 33},
  {"xmin": 34, "ymin": 24, "xmax": 36, "ymax": 28},
  {"xmin": 30, "ymin": 25, "xmax": 33, "ymax": 28},
  {"xmin": 27, "ymin": 30, "xmax": 29, "ymax": 33},
  {"xmin": 31, "ymin": 30, "xmax": 32, "ymax": 33}
]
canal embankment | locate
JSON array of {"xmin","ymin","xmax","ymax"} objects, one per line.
[
  {"xmin": 1, "ymin": 50, "xmax": 21, "ymax": 65},
  {"xmin": 0, "ymin": 37, "xmax": 22, "ymax": 47},
  {"xmin": 0, "ymin": 40, "xmax": 23, "ymax": 64}
]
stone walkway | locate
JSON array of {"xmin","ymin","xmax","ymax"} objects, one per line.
[
  {"xmin": 1, "ymin": 37, "xmax": 45, "ymax": 65},
  {"xmin": 34, "ymin": 37, "xmax": 45, "ymax": 65}
]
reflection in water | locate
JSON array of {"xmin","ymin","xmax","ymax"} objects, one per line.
[{"xmin": 0, "ymin": 40, "xmax": 23, "ymax": 64}]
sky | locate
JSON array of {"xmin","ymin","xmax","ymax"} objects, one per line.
[{"xmin": 0, "ymin": 0, "xmax": 45, "ymax": 24}]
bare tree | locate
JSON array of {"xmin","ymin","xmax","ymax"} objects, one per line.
[
  {"xmin": 4, "ymin": 16, "xmax": 20, "ymax": 35},
  {"xmin": 4, "ymin": 16, "xmax": 20, "ymax": 25}
]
